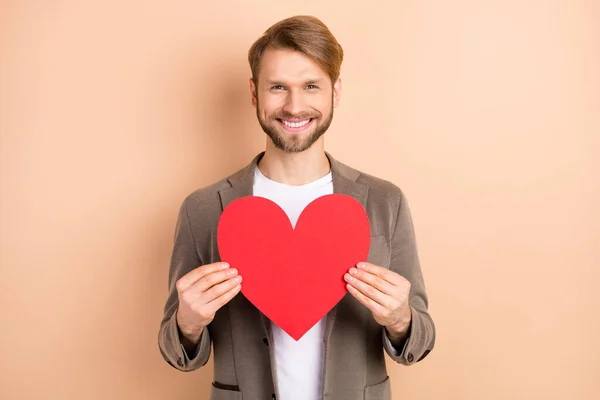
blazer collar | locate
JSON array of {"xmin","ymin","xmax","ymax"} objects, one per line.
[
  {"xmin": 219, "ymin": 151, "xmax": 368, "ymax": 209},
  {"xmin": 218, "ymin": 151, "xmax": 368, "ymax": 342}
]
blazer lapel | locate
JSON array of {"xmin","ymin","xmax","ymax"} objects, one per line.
[
  {"xmin": 324, "ymin": 151, "xmax": 369, "ymax": 341},
  {"xmin": 218, "ymin": 155, "xmax": 258, "ymax": 210},
  {"xmin": 218, "ymin": 153, "xmax": 274, "ymax": 339}
]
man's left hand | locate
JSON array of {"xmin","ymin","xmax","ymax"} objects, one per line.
[{"xmin": 344, "ymin": 262, "xmax": 412, "ymax": 344}]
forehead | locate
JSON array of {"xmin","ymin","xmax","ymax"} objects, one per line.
[{"xmin": 258, "ymin": 47, "xmax": 330, "ymax": 84}]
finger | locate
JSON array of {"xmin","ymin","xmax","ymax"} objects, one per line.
[
  {"xmin": 191, "ymin": 268, "xmax": 239, "ymax": 294},
  {"xmin": 347, "ymin": 267, "xmax": 396, "ymax": 296},
  {"xmin": 346, "ymin": 283, "xmax": 383, "ymax": 314},
  {"xmin": 176, "ymin": 262, "xmax": 230, "ymax": 292},
  {"xmin": 202, "ymin": 275, "xmax": 243, "ymax": 303},
  {"xmin": 345, "ymin": 274, "xmax": 393, "ymax": 309},
  {"xmin": 357, "ymin": 262, "xmax": 404, "ymax": 286},
  {"xmin": 205, "ymin": 283, "xmax": 242, "ymax": 314}
]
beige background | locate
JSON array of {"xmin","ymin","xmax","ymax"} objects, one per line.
[{"xmin": 1, "ymin": 0, "xmax": 598, "ymax": 399}]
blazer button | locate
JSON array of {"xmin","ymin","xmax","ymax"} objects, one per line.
[
  {"xmin": 272, "ymin": 394, "xmax": 276, "ymax": 399},
  {"xmin": 406, "ymin": 353, "xmax": 414, "ymax": 363},
  {"xmin": 176, "ymin": 357, "xmax": 184, "ymax": 367},
  {"xmin": 263, "ymin": 337, "xmax": 269, "ymax": 346}
]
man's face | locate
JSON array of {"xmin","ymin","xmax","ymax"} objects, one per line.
[{"xmin": 250, "ymin": 48, "xmax": 341, "ymax": 153}]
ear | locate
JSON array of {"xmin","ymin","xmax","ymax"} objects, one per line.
[
  {"xmin": 333, "ymin": 77, "xmax": 342, "ymax": 108},
  {"xmin": 249, "ymin": 78, "xmax": 257, "ymax": 108}
]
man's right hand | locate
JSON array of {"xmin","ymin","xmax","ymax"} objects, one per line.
[{"xmin": 175, "ymin": 262, "xmax": 242, "ymax": 346}]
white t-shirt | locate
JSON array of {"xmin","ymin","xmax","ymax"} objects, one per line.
[{"xmin": 253, "ymin": 166, "xmax": 333, "ymax": 400}]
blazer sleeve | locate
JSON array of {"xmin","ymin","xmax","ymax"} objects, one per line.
[
  {"xmin": 158, "ymin": 199, "xmax": 212, "ymax": 371},
  {"xmin": 382, "ymin": 190, "xmax": 436, "ymax": 365}
]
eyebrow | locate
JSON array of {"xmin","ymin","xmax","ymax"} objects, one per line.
[{"xmin": 265, "ymin": 78, "xmax": 324, "ymax": 86}]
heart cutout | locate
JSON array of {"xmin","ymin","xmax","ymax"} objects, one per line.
[{"xmin": 217, "ymin": 194, "xmax": 370, "ymax": 340}]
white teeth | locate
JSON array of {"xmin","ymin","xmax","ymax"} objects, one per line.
[{"xmin": 283, "ymin": 119, "xmax": 310, "ymax": 128}]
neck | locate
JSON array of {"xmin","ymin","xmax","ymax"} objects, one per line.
[{"xmin": 258, "ymin": 140, "xmax": 330, "ymax": 186}]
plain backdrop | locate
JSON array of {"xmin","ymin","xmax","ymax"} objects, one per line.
[{"xmin": 1, "ymin": 1, "xmax": 598, "ymax": 399}]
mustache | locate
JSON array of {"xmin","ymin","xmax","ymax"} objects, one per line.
[{"xmin": 271, "ymin": 111, "xmax": 320, "ymax": 120}]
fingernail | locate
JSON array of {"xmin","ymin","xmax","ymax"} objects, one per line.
[
  {"xmin": 222, "ymin": 262, "xmax": 229, "ymax": 269},
  {"xmin": 349, "ymin": 268, "xmax": 358, "ymax": 275},
  {"xmin": 344, "ymin": 273, "xmax": 353, "ymax": 282},
  {"xmin": 357, "ymin": 263, "xmax": 366, "ymax": 270},
  {"xmin": 234, "ymin": 276, "xmax": 242, "ymax": 283},
  {"xmin": 230, "ymin": 268, "xmax": 238, "ymax": 275}
]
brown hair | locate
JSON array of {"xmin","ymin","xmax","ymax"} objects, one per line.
[{"xmin": 248, "ymin": 15, "xmax": 344, "ymax": 87}]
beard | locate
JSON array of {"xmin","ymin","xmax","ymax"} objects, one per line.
[{"xmin": 256, "ymin": 97, "xmax": 334, "ymax": 153}]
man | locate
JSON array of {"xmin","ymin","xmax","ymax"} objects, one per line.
[{"xmin": 158, "ymin": 15, "xmax": 435, "ymax": 400}]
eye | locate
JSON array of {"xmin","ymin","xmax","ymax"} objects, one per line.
[
  {"xmin": 271, "ymin": 85, "xmax": 285, "ymax": 90},
  {"xmin": 306, "ymin": 84, "xmax": 318, "ymax": 90}
]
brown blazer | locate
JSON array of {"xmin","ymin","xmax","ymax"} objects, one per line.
[{"xmin": 158, "ymin": 152, "xmax": 435, "ymax": 400}]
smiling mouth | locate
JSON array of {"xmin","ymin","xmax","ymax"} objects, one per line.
[{"xmin": 277, "ymin": 118, "xmax": 314, "ymax": 132}]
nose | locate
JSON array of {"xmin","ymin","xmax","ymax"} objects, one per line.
[{"xmin": 281, "ymin": 89, "xmax": 306, "ymax": 116}]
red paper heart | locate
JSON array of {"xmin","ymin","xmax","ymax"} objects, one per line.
[{"xmin": 217, "ymin": 194, "xmax": 370, "ymax": 340}]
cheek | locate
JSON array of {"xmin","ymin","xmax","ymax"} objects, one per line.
[
  {"xmin": 311, "ymin": 92, "xmax": 333, "ymax": 109},
  {"xmin": 259, "ymin": 96, "xmax": 282, "ymax": 116},
  {"xmin": 314, "ymin": 97, "xmax": 333, "ymax": 114}
]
